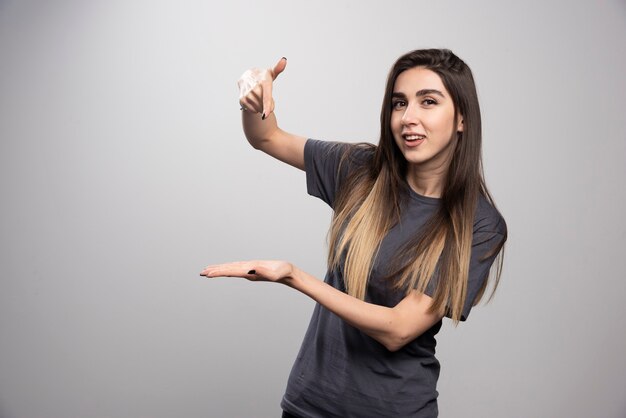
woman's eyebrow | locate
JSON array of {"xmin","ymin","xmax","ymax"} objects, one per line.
[
  {"xmin": 416, "ymin": 89, "xmax": 445, "ymax": 98},
  {"xmin": 392, "ymin": 89, "xmax": 445, "ymax": 98}
]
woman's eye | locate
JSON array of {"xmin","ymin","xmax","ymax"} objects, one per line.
[
  {"xmin": 392, "ymin": 100, "xmax": 406, "ymax": 110},
  {"xmin": 422, "ymin": 98, "xmax": 437, "ymax": 106}
]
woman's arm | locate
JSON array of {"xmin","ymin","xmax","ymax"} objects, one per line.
[
  {"xmin": 200, "ymin": 260, "xmax": 444, "ymax": 352},
  {"xmin": 238, "ymin": 58, "xmax": 307, "ymax": 170},
  {"xmin": 289, "ymin": 265, "xmax": 443, "ymax": 352}
]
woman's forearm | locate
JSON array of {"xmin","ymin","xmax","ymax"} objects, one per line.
[
  {"xmin": 242, "ymin": 111, "xmax": 279, "ymax": 149},
  {"xmin": 284, "ymin": 265, "xmax": 429, "ymax": 352},
  {"xmin": 200, "ymin": 260, "xmax": 441, "ymax": 350}
]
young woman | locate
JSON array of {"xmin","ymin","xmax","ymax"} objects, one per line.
[{"xmin": 201, "ymin": 49, "xmax": 507, "ymax": 417}]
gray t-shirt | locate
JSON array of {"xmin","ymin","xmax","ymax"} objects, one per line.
[{"xmin": 281, "ymin": 139, "xmax": 506, "ymax": 418}]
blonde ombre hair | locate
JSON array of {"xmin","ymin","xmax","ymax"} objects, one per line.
[{"xmin": 328, "ymin": 49, "xmax": 506, "ymax": 323}]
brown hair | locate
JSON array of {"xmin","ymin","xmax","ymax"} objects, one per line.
[{"xmin": 328, "ymin": 49, "xmax": 506, "ymax": 323}]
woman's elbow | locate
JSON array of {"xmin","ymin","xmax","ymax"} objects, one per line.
[
  {"xmin": 381, "ymin": 332, "xmax": 412, "ymax": 352},
  {"xmin": 246, "ymin": 137, "xmax": 265, "ymax": 150}
]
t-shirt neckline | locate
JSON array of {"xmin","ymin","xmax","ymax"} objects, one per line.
[{"xmin": 407, "ymin": 186, "xmax": 441, "ymax": 205}]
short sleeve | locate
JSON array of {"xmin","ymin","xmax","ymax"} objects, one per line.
[
  {"xmin": 460, "ymin": 204, "xmax": 507, "ymax": 321},
  {"xmin": 304, "ymin": 138, "xmax": 369, "ymax": 208}
]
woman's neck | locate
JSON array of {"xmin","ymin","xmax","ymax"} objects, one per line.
[{"xmin": 406, "ymin": 164, "xmax": 448, "ymax": 198}]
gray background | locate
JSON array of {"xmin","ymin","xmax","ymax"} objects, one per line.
[{"xmin": 1, "ymin": 0, "xmax": 625, "ymax": 417}]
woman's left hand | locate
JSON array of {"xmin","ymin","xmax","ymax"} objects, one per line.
[{"xmin": 200, "ymin": 260, "xmax": 294, "ymax": 283}]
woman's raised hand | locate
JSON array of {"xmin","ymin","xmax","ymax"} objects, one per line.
[
  {"xmin": 200, "ymin": 260, "xmax": 294, "ymax": 283},
  {"xmin": 237, "ymin": 57, "xmax": 287, "ymax": 119}
]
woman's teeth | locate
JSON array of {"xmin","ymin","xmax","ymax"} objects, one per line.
[{"xmin": 404, "ymin": 135, "xmax": 425, "ymax": 141}]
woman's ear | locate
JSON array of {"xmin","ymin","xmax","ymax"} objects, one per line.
[{"xmin": 457, "ymin": 116, "xmax": 464, "ymax": 132}]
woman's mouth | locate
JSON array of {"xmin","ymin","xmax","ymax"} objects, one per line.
[{"xmin": 403, "ymin": 134, "xmax": 426, "ymax": 146}]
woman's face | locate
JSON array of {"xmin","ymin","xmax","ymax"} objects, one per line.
[{"xmin": 390, "ymin": 66, "xmax": 463, "ymax": 173}]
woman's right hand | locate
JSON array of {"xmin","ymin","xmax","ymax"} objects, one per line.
[
  {"xmin": 237, "ymin": 57, "xmax": 306, "ymax": 171},
  {"xmin": 237, "ymin": 57, "xmax": 287, "ymax": 120}
]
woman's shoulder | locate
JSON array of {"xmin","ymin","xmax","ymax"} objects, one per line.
[
  {"xmin": 474, "ymin": 194, "xmax": 507, "ymax": 237},
  {"xmin": 308, "ymin": 138, "xmax": 374, "ymax": 158},
  {"xmin": 345, "ymin": 141, "xmax": 376, "ymax": 166},
  {"xmin": 306, "ymin": 138, "xmax": 376, "ymax": 174}
]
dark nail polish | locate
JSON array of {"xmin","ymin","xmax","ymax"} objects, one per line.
[
  {"xmin": 261, "ymin": 113, "xmax": 266, "ymax": 120},
  {"xmin": 282, "ymin": 56, "xmax": 287, "ymax": 61},
  {"xmin": 247, "ymin": 270, "xmax": 256, "ymax": 274}
]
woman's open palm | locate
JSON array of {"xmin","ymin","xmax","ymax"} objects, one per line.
[{"xmin": 200, "ymin": 260, "xmax": 294, "ymax": 283}]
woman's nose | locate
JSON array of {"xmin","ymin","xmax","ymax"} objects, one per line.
[{"xmin": 401, "ymin": 103, "xmax": 419, "ymax": 125}]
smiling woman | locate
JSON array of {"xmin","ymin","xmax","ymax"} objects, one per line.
[
  {"xmin": 391, "ymin": 67, "xmax": 462, "ymax": 182},
  {"xmin": 201, "ymin": 49, "xmax": 507, "ymax": 417}
]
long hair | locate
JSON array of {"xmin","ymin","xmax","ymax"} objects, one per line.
[{"xmin": 328, "ymin": 49, "xmax": 506, "ymax": 323}]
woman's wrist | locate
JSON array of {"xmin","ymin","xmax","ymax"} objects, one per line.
[
  {"xmin": 283, "ymin": 263, "xmax": 305, "ymax": 289},
  {"xmin": 242, "ymin": 110, "xmax": 277, "ymax": 145}
]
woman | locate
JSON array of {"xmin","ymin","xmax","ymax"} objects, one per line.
[{"xmin": 201, "ymin": 49, "xmax": 507, "ymax": 417}]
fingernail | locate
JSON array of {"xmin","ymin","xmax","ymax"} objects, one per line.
[
  {"xmin": 247, "ymin": 270, "xmax": 256, "ymax": 274},
  {"xmin": 282, "ymin": 57, "xmax": 287, "ymax": 61},
  {"xmin": 261, "ymin": 113, "xmax": 265, "ymax": 120}
]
